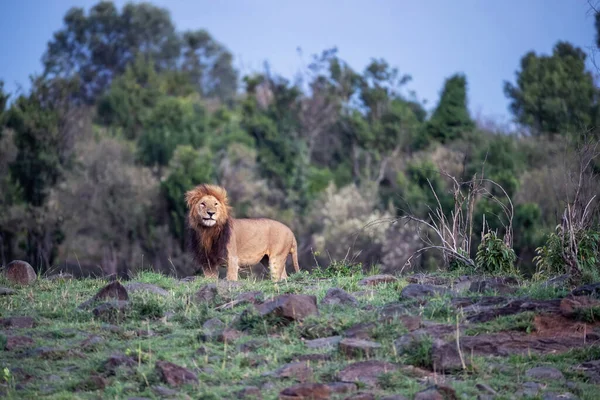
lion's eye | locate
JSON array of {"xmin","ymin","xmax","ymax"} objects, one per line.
[
  {"xmin": 200, "ymin": 203, "xmax": 206, "ymax": 207},
  {"xmin": 214, "ymin": 203, "xmax": 218, "ymax": 206}
]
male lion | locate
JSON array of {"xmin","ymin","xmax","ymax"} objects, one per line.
[{"xmin": 185, "ymin": 183, "xmax": 300, "ymax": 281}]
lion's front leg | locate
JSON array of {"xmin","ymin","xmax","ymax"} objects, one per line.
[{"xmin": 226, "ymin": 255, "xmax": 239, "ymax": 281}]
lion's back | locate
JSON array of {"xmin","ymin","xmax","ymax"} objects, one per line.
[{"xmin": 231, "ymin": 218, "xmax": 295, "ymax": 257}]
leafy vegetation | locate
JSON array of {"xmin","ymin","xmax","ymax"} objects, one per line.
[{"xmin": 0, "ymin": 0, "xmax": 599, "ymax": 284}]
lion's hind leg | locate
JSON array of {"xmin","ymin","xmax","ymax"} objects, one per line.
[{"xmin": 268, "ymin": 257, "xmax": 288, "ymax": 282}]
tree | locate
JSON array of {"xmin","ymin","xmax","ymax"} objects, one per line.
[
  {"xmin": 0, "ymin": 80, "xmax": 8, "ymax": 131},
  {"xmin": 424, "ymin": 73, "xmax": 474, "ymax": 145},
  {"xmin": 181, "ymin": 29, "xmax": 239, "ymax": 104},
  {"xmin": 137, "ymin": 95, "xmax": 208, "ymax": 170},
  {"xmin": 4, "ymin": 76, "xmax": 80, "ymax": 271},
  {"xmin": 43, "ymin": 1, "xmax": 181, "ymax": 102},
  {"xmin": 6, "ymin": 76, "xmax": 80, "ymax": 207},
  {"xmin": 504, "ymin": 42, "xmax": 598, "ymax": 137}
]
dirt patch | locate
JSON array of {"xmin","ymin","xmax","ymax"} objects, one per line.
[{"xmin": 533, "ymin": 314, "xmax": 600, "ymax": 338}]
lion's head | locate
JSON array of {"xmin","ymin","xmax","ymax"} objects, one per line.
[{"xmin": 185, "ymin": 184, "xmax": 231, "ymax": 229}]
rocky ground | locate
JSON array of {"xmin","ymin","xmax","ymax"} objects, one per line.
[{"xmin": 1, "ymin": 261, "xmax": 600, "ymax": 399}]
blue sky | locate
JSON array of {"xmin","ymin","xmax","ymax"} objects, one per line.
[{"xmin": 0, "ymin": 0, "xmax": 596, "ymax": 125}]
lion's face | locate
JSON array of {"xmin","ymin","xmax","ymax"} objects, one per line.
[
  {"xmin": 194, "ymin": 195, "xmax": 224, "ymax": 227},
  {"xmin": 186, "ymin": 184, "xmax": 230, "ymax": 230}
]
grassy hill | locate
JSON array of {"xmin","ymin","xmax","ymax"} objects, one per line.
[{"xmin": 1, "ymin": 266, "xmax": 600, "ymax": 399}]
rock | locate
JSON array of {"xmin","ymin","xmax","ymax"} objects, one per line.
[
  {"xmin": 400, "ymin": 284, "xmax": 449, "ymax": 299},
  {"xmin": 560, "ymin": 295, "xmax": 600, "ymax": 316},
  {"xmin": 257, "ymin": 294, "xmax": 319, "ymax": 322},
  {"xmin": 475, "ymin": 383, "xmax": 497, "ymax": 395},
  {"xmin": 358, "ymin": 274, "xmax": 398, "ymax": 286},
  {"xmin": 339, "ymin": 338, "xmax": 381, "ymax": 358},
  {"xmin": 379, "ymin": 303, "xmax": 411, "ymax": 321},
  {"xmin": 279, "ymin": 383, "xmax": 331, "ymax": 400},
  {"xmin": 94, "ymin": 281, "xmax": 129, "ymax": 301},
  {"xmin": 399, "ymin": 315, "xmax": 422, "ymax": 331},
  {"xmin": 124, "ymin": 282, "xmax": 169, "ymax": 296},
  {"xmin": 466, "ymin": 299, "xmax": 561, "ymax": 323},
  {"xmin": 103, "ymin": 353, "xmax": 136, "ymax": 374},
  {"xmin": 322, "ymin": 288, "xmax": 359, "ymax": 307},
  {"xmin": 203, "ymin": 317, "xmax": 226, "ymax": 331},
  {"xmin": 468, "ymin": 277, "xmax": 518, "ymax": 294},
  {"xmin": 236, "ymin": 291, "xmax": 264, "ymax": 304},
  {"xmin": 0, "ymin": 287, "xmax": 16, "ymax": 295},
  {"xmin": 343, "ymin": 322, "xmax": 376, "ymax": 339},
  {"xmin": 337, "ymin": 360, "xmax": 398, "ymax": 387},
  {"xmin": 326, "ymin": 382, "xmax": 357, "ymax": 394},
  {"xmin": 542, "ymin": 274, "xmax": 570, "ymax": 288},
  {"xmin": 4, "ymin": 260, "xmax": 36, "ymax": 285},
  {"xmin": 272, "ymin": 362, "xmax": 313, "ymax": 383},
  {"xmin": 238, "ymin": 339, "xmax": 262, "ymax": 353},
  {"xmin": 194, "ymin": 284, "xmax": 219, "ymax": 304},
  {"xmin": 525, "ymin": 366, "xmax": 565, "ymax": 381},
  {"xmin": 92, "ymin": 301, "xmax": 130, "ymax": 322},
  {"xmin": 305, "ymin": 336, "xmax": 342, "ymax": 349},
  {"xmin": 4, "ymin": 335, "xmax": 34, "ymax": 351},
  {"xmin": 152, "ymin": 385, "xmax": 179, "ymax": 397},
  {"xmin": 237, "ymin": 386, "xmax": 262, "ymax": 399},
  {"xmin": 380, "ymin": 396, "xmax": 409, "ymax": 400},
  {"xmin": 0, "ymin": 316, "xmax": 35, "ymax": 329},
  {"xmin": 432, "ymin": 332, "xmax": 597, "ymax": 372},
  {"xmin": 155, "ymin": 360, "xmax": 198, "ymax": 387},
  {"xmin": 570, "ymin": 282, "xmax": 600, "ymax": 297}
]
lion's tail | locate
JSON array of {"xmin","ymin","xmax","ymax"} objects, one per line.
[{"xmin": 291, "ymin": 236, "xmax": 300, "ymax": 273}]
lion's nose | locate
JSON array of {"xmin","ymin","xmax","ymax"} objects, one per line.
[{"xmin": 207, "ymin": 211, "xmax": 215, "ymax": 217}]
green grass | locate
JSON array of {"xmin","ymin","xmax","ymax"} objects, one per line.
[{"xmin": 0, "ymin": 268, "xmax": 597, "ymax": 399}]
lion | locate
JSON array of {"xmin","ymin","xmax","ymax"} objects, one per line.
[{"xmin": 185, "ymin": 183, "xmax": 300, "ymax": 281}]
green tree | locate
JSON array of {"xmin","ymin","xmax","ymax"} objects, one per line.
[
  {"xmin": 43, "ymin": 1, "xmax": 181, "ymax": 102},
  {"xmin": 504, "ymin": 42, "xmax": 598, "ymax": 137},
  {"xmin": 137, "ymin": 95, "xmax": 208, "ymax": 170},
  {"xmin": 160, "ymin": 145, "xmax": 214, "ymax": 250},
  {"xmin": 424, "ymin": 73, "xmax": 475, "ymax": 145},
  {"xmin": 6, "ymin": 76, "xmax": 79, "ymax": 206},
  {"xmin": 241, "ymin": 73, "xmax": 303, "ymax": 195},
  {"xmin": 4, "ymin": 76, "xmax": 79, "ymax": 271},
  {"xmin": 96, "ymin": 54, "xmax": 164, "ymax": 139}
]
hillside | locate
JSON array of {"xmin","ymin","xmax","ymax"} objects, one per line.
[{"xmin": 2, "ymin": 263, "xmax": 600, "ymax": 400}]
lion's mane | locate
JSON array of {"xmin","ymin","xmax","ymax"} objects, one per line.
[{"xmin": 185, "ymin": 184, "xmax": 232, "ymax": 272}]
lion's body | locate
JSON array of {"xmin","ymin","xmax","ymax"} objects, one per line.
[{"xmin": 185, "ymin": 184, "xmax": 300, "ymax": 281}]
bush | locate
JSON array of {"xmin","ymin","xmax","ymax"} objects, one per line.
[{"xmin": 475, "ymin": 230, "xmax": 518, "ymax": 275}]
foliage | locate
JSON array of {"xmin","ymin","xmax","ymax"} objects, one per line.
[
  {"xmin": 533, "ymin": 227, "xmax": 600, "ymax": 282},
  {"xmin": 424, "ymin": 73, "xmax": 475, "ymax": 145},
  {"xmin": 504, "ymin": 42, "xmax": 598, "ymax": 137},
  {"xmin": 42, "ymin": 1, "xmax": 237, "ymax": 103},
  {"xmin": 2, "ymin": 0, "xmax": 600, "ymax": 277},
  {"xmin": 311, "ymin": 260, "xmax": 364, "ymax": 278},
  {"xmin": 475, "ymin": 230, "xmax": 518, "ymax": 275}
]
